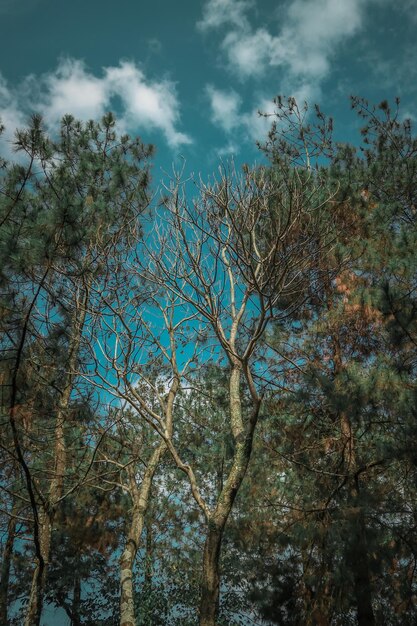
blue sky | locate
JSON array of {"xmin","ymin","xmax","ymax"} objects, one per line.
[{"xmin": 0, "ymin": 0, "xmax": 416, "ymax": 177}]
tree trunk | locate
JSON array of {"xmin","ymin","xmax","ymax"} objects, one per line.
[
  {"xmin": 197, "ymin": 364, "xmax": 260, "ymax": 626},
  {"xmin": 25, "ymin": 566, "xmax": 43, "ymax": 626},
  {"xmin": 24, "ymin": 288, "xmax": 90, "ymax": 626},
  {"xmin": 72, "ymin": 568, "xmax": 81, "ymax": 626},
  {"xmin": 49, "ymin": 283, "xmax": 90, "ymax": 506},
  {"xmin": 119, "ymin": 444, "xmax": 165, "ymax": 626},
  {"xmin": 144, "ymin": 516, "xmax": 153, "ymax": 590},
  {"xmin": 340, "ymin": 414, "xmax": 375, "ymax": 625},
  {"xmin": 199, "ymin": 524, "xmax": 223, "ymax": 626},
  {"xmin": 24, "ymin": 509, "xmax": 51, "ymax": 626},
  {"xmin": 0, "ymin": 514, "xmax": 17, "ymax": 624},
  {"xmin": 347, "ymin": 489, "xmax": 375, "ymax": 626},
  {"xmin": 120, "ymin": 535, "xmax": 138, "ymax": 626},
  {"xmin": 197, "ymin": 442, "xmax": 255, "ymax": 624}
]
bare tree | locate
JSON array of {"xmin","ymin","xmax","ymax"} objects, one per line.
[
  {"xmin": 88, "ymin": 160, "xmax": 336, "ymax": 625},
  {"xmin": 88, "ymin": 287, "xmax": 193, "ymax": 626},
  {"xmin": 95, "ymin": 408, "xmax": 172, "ymax": 626}
]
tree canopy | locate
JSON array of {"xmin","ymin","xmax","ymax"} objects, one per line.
[{"xmin": 0, "ymin": 98, "xmax": 416, "ymax": 626}]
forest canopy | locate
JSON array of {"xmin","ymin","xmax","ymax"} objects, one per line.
[{"xmin": 1, "ymin": 97, "xmax": 416, "ymax": 626}]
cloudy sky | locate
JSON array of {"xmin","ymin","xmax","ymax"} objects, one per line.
[{"xmin": 0, "ymin": 0, "xmax": 416, "ymax": 173}]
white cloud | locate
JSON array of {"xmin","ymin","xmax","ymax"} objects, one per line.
[
  {"xmin": 41, "ymin": 59, "xmax": 109, "ymax": 125},
  {"xmin": 105, "ymin": 62, "xmax": 191, "ymax": 147},
  {"xmin": 199, "ymin": 0, "xmax": 367, "ymax": 84},
  {"xmin": 278, "ymin": 0, "xmax": 363, "ymax": 79},
  {"xmin": 197, "ymin": 0, "xmax": 254, "ymax": 31},
  {"xmin": 204, "ymin": 86, "xmax": 277, "ymax": 150},
  {"xmin": 203, "ymin": 79, "xmax": 325, "ymax": 155},
  {"xmin": 205, "ymin": 84, "xmax": 242, "ymax": 132},
  {"xmin": 286, "ymin": 0, "xmax": 363, "ymax": 49},
  {"xmin": 0, "ymin": 58, "xmax": 191, "ymax": 152},
  {"xmin": 199, "ymin": 0, "xmax": 370, "ymax": 149},
  {"xmin": 223, "ymin": 28, "xmax": 274, "ymax": 78},
  {"xmin": 241, "ymin": 97, "xmax": 276, "ymax": 142},
  {"xmin": 216, "ymin": 141, "xmax": 240, "ymax": 157},
  {"xmin": 0, "ymin": 74, "xmax": 27, "ymax": 159}
]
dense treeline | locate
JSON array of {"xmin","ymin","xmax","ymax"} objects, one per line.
[{"xmin": 0, "ymin": 98, "xmax": 416, "ymax": 626}]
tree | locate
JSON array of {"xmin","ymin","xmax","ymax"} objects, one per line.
[
  {"xmin": 2, "ymin": 96, "xmax": 416, "ymax": 626},
  {"xmin": 239, "ymin": 97, "xmax": 417, "ymax": 625},
  {"xmin": 88, "ymin": 156, "xmax": 336, "ymax": 625},
  {"xmin": 0, "ymin": 112, "xmax": 152, "ymax": 625}
]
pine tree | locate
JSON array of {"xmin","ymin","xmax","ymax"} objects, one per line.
[{"xmin": 0, "ymin": 112, "xmax": 152, "ymax": 625}]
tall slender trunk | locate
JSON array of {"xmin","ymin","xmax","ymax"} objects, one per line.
[
  {"xmin": 7, "ymin": 268, "xmax": 51, "ymax": 626},
  {"xmin": 119, "ymin": 362, "xmax": 180, "ymax": 626},
  {"xmin": 25, "ymin": 565, "xmax": 43, "ymax": 626},
  {"xmin": 120, "ymin": 536, "xmax": 138, "ymax": 626},
  {"xmin": 199, "ymin": 524, "xmax": 223, "ymax": 626},
  {"xmin": 144, "ymin": 516, "xmax": 153, "ymax": 590},
  {"xmin": 72, "ymin": 567, "xmax": 81, "ymax": 626},
  {"xmin": 198, "ymin": 434, "xmax": 254, "ymax": 626},
  {"xmin": 49, "ymin": 282, "xmax": 90, "ymax": 504},
  {"xmin": 0, "ymin": 514, "xmax": 17, "ymax": 624},
  {"xmin": 24, "ymin": 509, "xmax": 51, "ymax": 626},
  {"xmin": 25, "ymin": 284, "xmax": 90, "ymax": 626},
  {"xmin": 55, "ymin": 552, "xmax": 81, "ymax": 625},
  {"xmin": 334, "ymin": 335, "xmax": 375, "ymax": 626},
  {"xmin": 119, "ymin": 443, "xmax": 166, "ymax": 626},
  {"xmin": 340, "ymin": 415, "xmax": 375, "ymax": 626},
  {"xmin": 198, "ymin": 365, "xmax": 260, "ymax": 626},
  {"xmin": 347, "ymin": 483, "xmax": 375, "ymax": 626}
]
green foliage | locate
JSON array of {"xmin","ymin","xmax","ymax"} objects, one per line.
[{"xmin": 2, "ymin": 98, "xmax": 417, "ymax": 625}]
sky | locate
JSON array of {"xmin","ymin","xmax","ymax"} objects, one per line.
[
  {"xmin": 0, "ymin": 0, "xmax": 416, "ymax": 178},
  {"xmin": 1, "ymin": 1, "xmax": 416, "ymax": 623}
]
